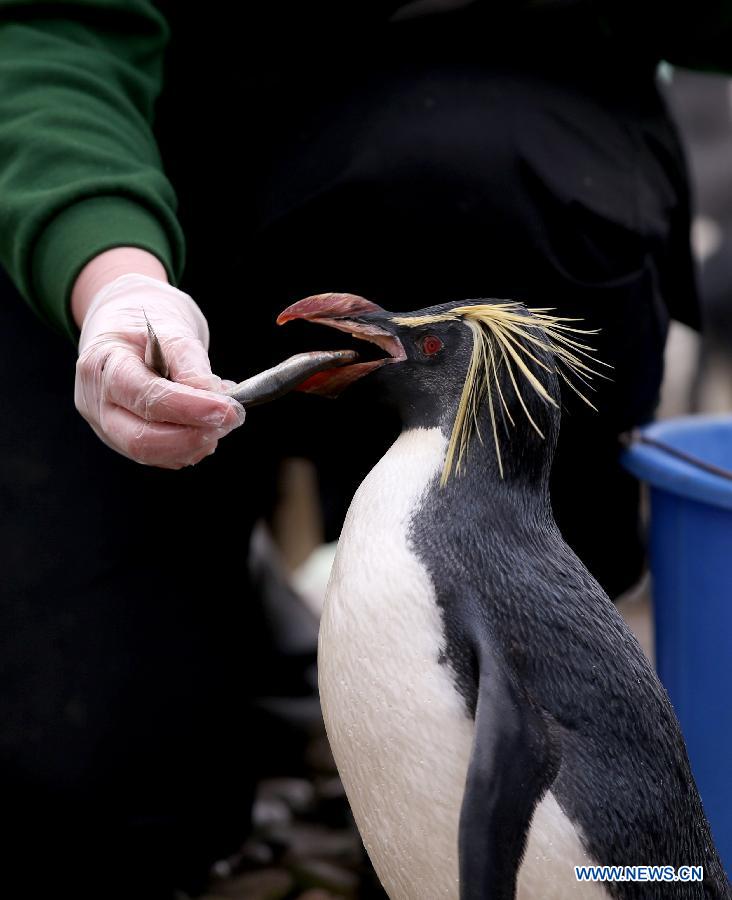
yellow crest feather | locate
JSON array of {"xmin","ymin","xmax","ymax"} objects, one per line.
[{"xmin": 391, "ymin": 303, "xmax": 609, "ymax": 486}]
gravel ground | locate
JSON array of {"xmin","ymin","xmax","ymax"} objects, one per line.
[{"xmin": 195, "ymin": 716, "xmax": 387, "ymax": 900}]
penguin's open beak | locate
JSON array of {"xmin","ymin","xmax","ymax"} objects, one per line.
[{"xmin": 277, "ymin": 293, "xmax": 406, "ymax": 396}]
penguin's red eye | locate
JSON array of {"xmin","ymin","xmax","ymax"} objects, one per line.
[{"xmin": 420, "ymin": 335, "xmax": 443, "ymax": 356}]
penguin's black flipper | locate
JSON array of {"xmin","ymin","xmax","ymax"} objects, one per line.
[{"xmin": 458, "ymin": 649, "xmax": 559, "ymax": 900}]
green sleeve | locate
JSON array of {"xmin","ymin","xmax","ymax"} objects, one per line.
[{"xmin": 0, "ymin": 0, "xmax": 185, "ymax": 340}]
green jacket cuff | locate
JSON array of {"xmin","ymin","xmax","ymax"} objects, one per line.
[{"xmin": 32, "ymin": 195, "xmax": 184, "ymax": 342}]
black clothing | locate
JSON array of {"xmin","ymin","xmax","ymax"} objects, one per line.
[{"xmin": 157, "ymin": 4, "xmax": 693, "ymax": 591}]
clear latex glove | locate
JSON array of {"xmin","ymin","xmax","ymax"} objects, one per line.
[{"xmin": 75, "ymin": 273, "xmax": 245, "ymax": 468}]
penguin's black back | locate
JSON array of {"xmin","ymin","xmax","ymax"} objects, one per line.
[{"xmin": 409, "ymin": 467, "xmax": 730, "ymax": 899}]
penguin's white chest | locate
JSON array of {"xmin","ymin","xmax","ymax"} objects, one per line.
[
  {"xmin": 318, "ymin": 427, "xmax": 608, "ymax": 900},
  {"xmin": 318, "ymin": 427, "xmax": 472, "ymax": 898}
]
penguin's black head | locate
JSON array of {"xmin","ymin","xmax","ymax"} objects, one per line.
[
  {"xmin": 278, "ymin": 293, "xmax": 601, "ymax": 484},
  {"xmin": 279, "ymin": 294, "xmax": 475, "ymax": 417}
]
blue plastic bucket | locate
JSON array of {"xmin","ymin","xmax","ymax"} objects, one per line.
[{"xmin": 622, "ymin": 415, "xmax": 732, "ymax": 867}]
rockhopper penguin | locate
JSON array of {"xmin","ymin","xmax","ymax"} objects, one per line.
[{"xmin": 278, "ymin": 293, "xmax": 731, "ymax": 900}]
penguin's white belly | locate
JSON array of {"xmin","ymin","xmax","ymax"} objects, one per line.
[
  {"xmin": 319, "ymin": 427, "xmax": 470, "ymax": 898},
  {"xmin": 318, "ymin": 427, "xmax": 608, "ymax": 900}
]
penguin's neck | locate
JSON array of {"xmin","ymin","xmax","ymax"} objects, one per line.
[
  {"xmin": 398, "ymin": 384, "xmax": 557, "ymax": 524},
  {"xmin": 405, "ymin": 403, "xmax": 557, "ymax": 535}
]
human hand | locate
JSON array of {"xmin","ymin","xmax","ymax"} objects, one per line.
[{"xmin": 75, "ymin": 273, "xmax": 245, "ymax": 468}]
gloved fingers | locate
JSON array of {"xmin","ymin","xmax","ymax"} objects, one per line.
[
  {"xmin": 96, "ymin": 404, "xmax": 228, "ymax": 469},
  {"xmin": 75, "ymin": 274, "xmax": 246, "ymax": 468},
  {"xmin": 91, "ymin": 349, "xmax": 245, "ymax": 429},
  {"xmin": 160, "ymin": 334, "xmax": 222, "ymax": 391}
]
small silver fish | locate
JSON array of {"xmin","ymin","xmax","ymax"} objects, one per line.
[
  {"xmin": 143, "ymin": 310, "xmax": 170, "ymax": 380},
  {"xmin": 225, "ymin": 350, "xmax": 358, "ymax": 406},
  {"xmin": 143, "ymin": 311, "xmax": 357, "ymax": 407}
]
